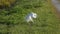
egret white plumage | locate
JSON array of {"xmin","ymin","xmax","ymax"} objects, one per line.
[{"xmin": 25, "ymin": 12, "xmax": 37, "ymax": 23}]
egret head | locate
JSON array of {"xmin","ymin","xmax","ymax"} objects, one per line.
[{"xmin": 31, "ymin": 12, "xmax": 37, "ymax": 18}]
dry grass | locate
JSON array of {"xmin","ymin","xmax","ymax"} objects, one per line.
[{"xmin": 0, "ymin": 0, "xmax": 16, "ymax": 8}]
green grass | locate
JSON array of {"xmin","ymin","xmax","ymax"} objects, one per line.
[{"xmin": 0, "ymin": 0, "xmax": 60, "ymax": 34}]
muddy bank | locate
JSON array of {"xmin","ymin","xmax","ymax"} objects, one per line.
[
  {"xmin": 51, "ymin": 0, "xmax": 60, "ymax": 12},
  {"xmin": 47, "ymin": 0, "xmax": 60, "ymax": 18},
  {"xmin": 51, "ymin": 0, "xmax": 60, "ymax": 18}
]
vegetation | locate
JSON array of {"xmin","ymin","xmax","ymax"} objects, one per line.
[
  {"xmin": 0, "ymin": 0, "xmax": 16, "ymax": 8},
  {"xmin": 0, "ymin": 0, "xmax": 60, "ymax": 34}
]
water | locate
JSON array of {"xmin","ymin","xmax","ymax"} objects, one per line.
[{"xmin": 51, "ymin": 0, "xmax": 60, "ymax": 12}]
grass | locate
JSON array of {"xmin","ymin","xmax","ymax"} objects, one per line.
[{"xmin": 0, "ymin": 0, "xmax": 60, "ymax": 34}]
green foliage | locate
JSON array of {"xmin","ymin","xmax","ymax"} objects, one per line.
[
  {"xmin": 0, "ymin": 0, "xmax": 60, "ymax": 34},
  {"xmin": 0, "ymin": 24, "xmax": 8, "ymax": 34}
]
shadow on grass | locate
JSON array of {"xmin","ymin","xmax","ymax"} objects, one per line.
[
  {"xmin": 41, "ymin": 23, "xmax": 48, "ymax": 27},
  {"xmin": 1, "ymin": 32, "xmax": 11, "ymax": 34},
  {"xmin": 23, "ymin": 5, "xmax": 41, "ymax": 9}
]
